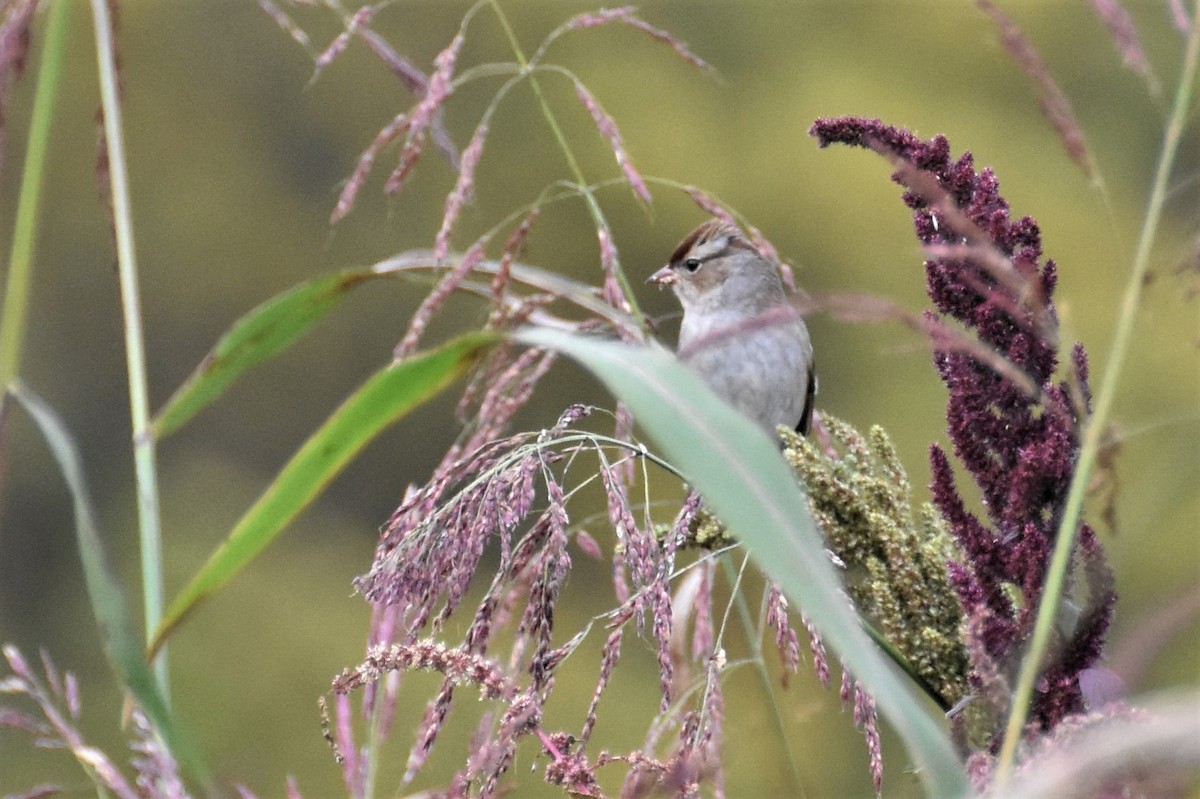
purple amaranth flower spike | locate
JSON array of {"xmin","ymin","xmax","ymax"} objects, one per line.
[{"xmin": 810, "ymin": 117, "xmax": 1116, "ymax": 740}]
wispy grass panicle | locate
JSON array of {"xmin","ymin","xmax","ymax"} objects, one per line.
[
  {"xmin": 975, "ymin": 0, "xmax": 1096, "ymax": 180},
  {"xmin": 1088, "ymin": 0, "xmax": 1161, "ymax": 93},
  {"xmin": 1171, "ymin": 0, "xmax": 1194, "ymax": 33},
  {"xmin": 1, "ymin": 645, "xmax": 145, "ymax": 799},
  {"xmin": 345, "ymin": 390, "xmax": 738, "ymax": 793},
  {"xmin": 312, "ymin": 6, "xmax": 373, "ymax": 81},
  {"xmin": 573, "ymin": 81, "xmax": 651, "ymax": 204},
  {"xmin": 552, "ymin": 6, "xmax": 713, "ymax": 73}
]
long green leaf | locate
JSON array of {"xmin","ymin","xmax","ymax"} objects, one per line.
[
  {"xmin": 9, "ymin": 383, "xmax": 210, "ymax": 787},
  {"xmin": 153, "ymin": 253, "xmax": 634, "ymax": 441},
  {"xmin": 149, "ymin": 333, "xmax": 496, "ymax": 655},
  {"xmin": 153, "ymin": 270, "xmax": 379, "ymax": 439},
  {"xmin": 514, "ymin": 328, "xmax": 969, "ymax": 798}
]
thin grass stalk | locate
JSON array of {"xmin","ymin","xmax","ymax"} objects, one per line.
[
  {"xmin": 89, "ymin": 0, "xmax": 169, "ymax": 694},
  {"xmin": 0, "ymin": 0, "xmax": 70, "ymax": 385},
  {"xmin": 994, "ymin": 3, "xmax": 1200, "ymax": 784},
  {"xmin": 486, "ymin": 0, "xmax": 647, "ymax": 324}
]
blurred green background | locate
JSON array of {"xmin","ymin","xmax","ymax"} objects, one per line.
[{"xmin": 1, "ymin": 1, "xmax": 1196, "ymax": 796}]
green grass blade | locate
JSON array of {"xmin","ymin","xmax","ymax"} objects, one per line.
[
  {"xmin": 9, "ymin": 382, "xmax": 211, "ymax": 787},
  {"xmin": 515, "ymin": 328, "xmax": 969, "ymax": 798},
  {"xmin": 149, "ymin": 333, "xmax": 496, "ymax": 655},
  {"xmin": 0, "ymin": 0, "xmax": 70, "ymax": 386},
  {"xmin": 153, "ymin": 270, "xmax": 380, "ymax": 439}
]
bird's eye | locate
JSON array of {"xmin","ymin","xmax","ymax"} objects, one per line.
[{"xmin": 684, "ymin": 257, "xmax": 701, "ymax": 273}]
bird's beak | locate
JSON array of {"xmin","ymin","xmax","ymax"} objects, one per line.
[{"xmin": 647, "ymin": 265, "xmax": 675, "ymax": 287}]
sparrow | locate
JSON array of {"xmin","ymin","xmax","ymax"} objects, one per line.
[{"xmin": 649, "ymin": 218, "xmax": 815, "ymax": 436}]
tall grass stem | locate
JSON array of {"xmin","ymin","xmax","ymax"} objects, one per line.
[{"xmin": 89, "ymin": 0, "xmax": 169, "ymax": 696}]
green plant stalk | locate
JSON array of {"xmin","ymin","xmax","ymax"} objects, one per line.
[
  {"xmin": 994, "ymin": 3, "xmax": 1200, "ymax": 784},
  {"xmin": 487, "ymin": 0, "xmax": 647, "ymax": 325},
  {"xmin": 0, "ymin": 0, "xmax": 71, "ymax": 386},
  {"xmin": 90, "ymin": 0, "xmax": 169, "ymax": 694}
]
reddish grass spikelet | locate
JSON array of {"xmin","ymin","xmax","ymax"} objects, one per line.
[
  {"xmin": 839, "ymin": 667, "xmax": 853, "ymax": 707},
  {"xmin": 394, "ymin": 239, "xmax": 488, "ymax": 360},
  {"xmin": 612, "ymin": 400, "xmax": 637, "ymax": 483},
  {"xmin": 744, "ymin": 222, "xmax": 795, "ymax": 290},
  {"xmin": 766, "ymin": 584, "xmax": 802, "ymax": 684},
  {"xmin": 456, "ymin": 342, "xmax": 521, "ymax": 423},
  {"xmin": 575, "ymin": 528, "xmax": 602, "ymax": 559},
  {"xmin": 651, "ymin": 580, "xmax": 675, "ymax": 711},
  {"xmin": 596, "ymin": 222, "xmax": 631, "ymax": 312},
  {"xmin": 333, "ymin": 641, "xmax": 518, "ymax": 701},
  {"xmin": 0, "ymin": 0, "xmax": 38, "ymax": 180},
  {"xmin": 492, "ymin": 209, "xmax": 541, "ymax": 304},
  {"xmin": 38, "ymin": 649, "xmax": 61, "ymax": 698},
  {"xmin": 1170, "ymin": 0, "xmax": 1193, "ymax": 33},
  {"xmin": 853, "ymin": 683, "xmax": 884, "ymax": 794},
  {"xmin": 563, "ymin": 5, "xmax": 711, "ymax": 71},
  {"xmin": 1, "ymin": 645, "xmax": 139, "ymax": 799},
  {"xmin": 976, "ymin": 0, "xmax": 1096, "ymax": 179},
  {"xmin": 9, "ymin": 785, "xmax": 62, "ymax": 799},
  {"xmin": 411, "ymin": 31, "xmax": 464, "ymax": 142},
  {"xmin": 406, "ymin": 681, "xmax": 455, "ymax": 783},
  {"xmin": 599, "ymin": 456, "xmax": 652, "ymax": 592},
  {"xmin": 800, "ymin": 613, "xmax": 830, "ymax": 687},
  {"xmin": 383, "ymin": 134, "xmax": 425, "ymax": 197},
  {"xmin": 683, "ymin": 187, "xmax": 737, "ymax": 227},
  {"xmin": 63, "ymin": 672, "xmax": 80, "ymax": 720},
  {"xmin": 129, "ymin": 710, "xmax": 187, "ymax": 799},
  {"xmin": 574, "ymin": 82, "xmax": 652, "ymax": 204},
  {"xmin": 379, "ymin": 30, "xmax": 464, "ymax": 200},
  {"xmin": 524, "ymin": 482, "xmax": 572, "ymax": 694},
  {"xmin": 1088, "ymin": 0, "xmax": 1160, "ymax": 93},
  {"xmin": 474, "ymin": 348, "xmax": 557, "ymax": 443},
  {"xmin": 620, "ymin": 14, "xmax": 712, "ymax": 73},
  {"xmin": 744, "ymin": 224, "xmax": 779, "ymax": 266},
  {"xmin": 332, "ymin": 112, "xmax": 410, "ymax": 224},
  {"xmin": 580, "ymin": 619, "xmax": 626, "ymax": 746},
  {"xmin": 565, "ymin": 5, "xmax": 639, "ymax": 30},
  {"xmin": 257, "ymin": 0, "xmax": 311, "ymax": 49},
  {"xmin": 435, "ymin": 121, "xmax": 490, "ymax": 260},
  {"xmin": 312, "ymin": 6, "xmax": 373, "ymax": 80},
  {"xmin": 543, "ymin": 737, "xmax": 604, "ymax": 797},
  {"xmin": 262, "ymin": 2, "xmax": 462, "ymax": 217}
]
